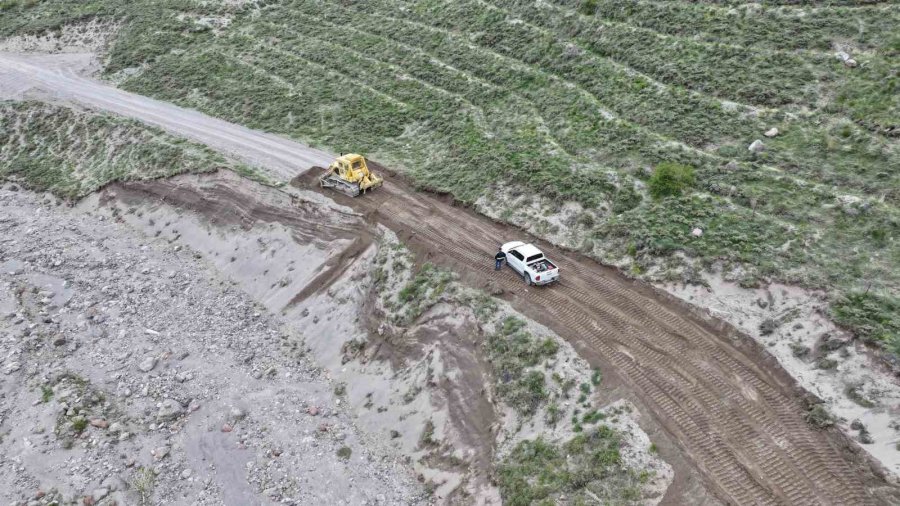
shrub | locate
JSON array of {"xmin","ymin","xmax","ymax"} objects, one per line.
[
  {"xmin": 336, "ymin": 446, "xmax": 352, "ymax": 460},
  {"xmin": 497, "ymin": 427, "xmax": 636, "ymax": 505},
  {"xmin": 804, "ymin": 405, "xmax": 835, "ymax": 429},
  {"xmin": 578, "ymin": 0, "xmax": 598, "ymax": 16},
  {"xmin": 648, "ymin": 163, "xmax": 695, "ymax": 200},
  {"xmin": 832, "ymin": 291, "xmax": 900, "ymax": 354}
]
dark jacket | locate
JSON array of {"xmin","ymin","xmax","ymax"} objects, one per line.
[{"xmin": 495, "ymin": 251, "xmax": 507, "ymax": 261}]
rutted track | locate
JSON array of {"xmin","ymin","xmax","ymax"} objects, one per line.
[
  {"xmin": 2, "ymin": 52, "xmax": 895, "ymax": 505},
  {"xmin": 300, "ymin": 170, "xmax": 890, "ymax": 506}
]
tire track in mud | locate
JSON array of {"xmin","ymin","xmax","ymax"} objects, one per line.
[{"xmin": 297, "ymin": 171, "xmax": 887, "ymax": 506}]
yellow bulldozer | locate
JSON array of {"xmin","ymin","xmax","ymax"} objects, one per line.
[{"xmin": 319, "ymin": 153, "xmax": 383, "ymax": 197}]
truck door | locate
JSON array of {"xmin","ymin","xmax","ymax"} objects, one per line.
[{"xmin": 509, "ymin": 249, "xmax": 525, "ymax": 274}]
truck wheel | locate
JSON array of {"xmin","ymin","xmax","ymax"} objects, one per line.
[{"xmin": 523, "ymin": 272, "xmax": 532, "ymax": 286}]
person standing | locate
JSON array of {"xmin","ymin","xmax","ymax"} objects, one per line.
[{"xmin": 495, "ymin": 247, "xmax": 507, "ymax": 270}]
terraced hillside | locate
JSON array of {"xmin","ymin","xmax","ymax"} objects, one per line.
[{"xmin": 2, "ymin": 1, "xmax": 898, "ymax": 353}]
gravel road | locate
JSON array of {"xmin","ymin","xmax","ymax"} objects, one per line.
[{"xmin": 0, "ymin": 52, "xmax": 333, "ymax": 177}]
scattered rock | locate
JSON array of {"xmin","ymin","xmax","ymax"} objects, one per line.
[
  {"xmin": 91, "ymin": 488, "xmax": 109, "ymax": 501},
  {"xmin": 724, "ymin": 160, "xmax": 739, "ymax": 171},
  {"xmin": 180, "ymin": 468, "xmax": 193, "ymax": 480},
  {"xmin": 764, "ymin": 127, "xmax": 779, "ymax": 138},
  {"xmin": 230, "ymin": 406, "xmax": 246, "ymax": 421},
  {"xmin": 221, "ymin": 423, "xmax": 233, "ymax": 433},
  {"xmin": 748, "ymin": 139, "xmax": 766, "ymax": 154},
  {"xmin": 307, "ymin": 406, "xmax": 320, "ymax": 416},
  {"xmin": 89, "ymin": 418, "xmax": 109, "ymax": 429},
  {"xmin": 137, "ymin": 356, "xmax": 157, "ymax": 373},
  {"xmin": 156, "ymin": 399, "xmax": 183, "ymax": 421},
  {"xmin": 850, "ymin": 419, "xmax": 865, "ymax": 431},
  {"xmin": 3, "ymin": 361, "xmax": 21, "ymax": 374},
  {"xmin": 152, "ymin": 445, "xmax": 170, "ymax": 460},
  {"xmin": 834, "ymin": 51, "xmax": 858, "ymax": 68},
  {"xmin": 691, "ymin": 228, "xmax": 703, "ymax": 238}
]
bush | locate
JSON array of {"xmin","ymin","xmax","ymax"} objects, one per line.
[
  {"xmin": 578, "ymin": 0, "xmax": 598, "ymax": 16},
  {"xmin": 832, "ymin": 291, "xmax": 900, "ymax": 354},
  {"xmin": 648, "ymin": 163, "xmax": 695, "ymax": 200},
  {"xmin": 497, "ymin": 427, "xmax": 637, "ymax": 505},
  {"xmin": 804, "ymin": 405, "xmax": 835, "ymax": 429}
]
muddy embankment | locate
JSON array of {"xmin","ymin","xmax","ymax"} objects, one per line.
[{"xmin": 89, "ymin": 171, "xmax": 673, "ymax": 505}]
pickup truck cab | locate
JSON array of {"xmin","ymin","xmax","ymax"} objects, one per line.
[{"xmin": 501, "ymin": 241, "xmax": 560, "ymax": 286}]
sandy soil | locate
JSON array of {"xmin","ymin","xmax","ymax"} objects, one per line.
[
  {"xmin": 0, "ymin": 20, "xmax": 118, "ymax": 55},
  {"xmin": 665, "ymin": 276, "xmax": 900, "ymax": 478}
]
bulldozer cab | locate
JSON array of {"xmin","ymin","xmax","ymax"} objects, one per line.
[
  {"xmin": 333, "ymin": 154, "xmax": 368, "ymax": 182},
  {"xmin": 320, "ymin": 153, "xmax": 384, "ymax": 197}
]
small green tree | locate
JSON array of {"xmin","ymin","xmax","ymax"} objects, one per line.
[{"xmin": 648, "ymin": 163, "xmax": 695, "ymax": 200}]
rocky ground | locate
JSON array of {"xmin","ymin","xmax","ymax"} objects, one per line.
[{"xmin": 0, "ymin": 183, "xmax": 424, "ymax": 505}]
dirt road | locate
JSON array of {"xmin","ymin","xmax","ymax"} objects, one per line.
[
  {"xmin": 2, "ymin": 51, "xmax": 896, "ymax": 505},
  {"xmin": 299, "ymin": 169, "xmax": 894, "ymax": 506},
  {"xmin": 0, "ymin": 52, "xmax": 333, "ymax": 174}
]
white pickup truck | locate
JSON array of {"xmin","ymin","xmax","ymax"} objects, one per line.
[{"xmin": 501, "ymin": 241, "xmax": 560, "ymax": 286}]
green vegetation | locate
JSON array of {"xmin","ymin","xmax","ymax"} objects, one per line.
[
  {"xmin": 805, "ymin": 404, "xmax": 836, "ymax": 429},
  {"xmin": 0, "ymin": 101, "xmax": 236, "ymax": 198},
  {"xmin": 130, "ymin": 467, "xmax": 156, "ymax": 506},
  {"xmin": 486, "ymin": 317, "xmax": 559, "ymax": 416},
  {"xmin": 496, "ymin": 427, "xmax": 643, "ymax": 505},
  {"xmin": 336, "ymin": 446, "xmax": 352, "ymax": 460},
  {"xmin": 41, "ymin": 385, "xmax": 53, "ymax": 403},
  {"xmin": 1, "ymin": 0, "xmax": 897, "ymax": 356},
  {"xmin": 648, "ymin": 163, "xmax": 694, "ymax": 200},
  {"xmin": 832, "ymin": 292, "xmax": 900, "ymax": 354},
  {"xmin": 392, "ymin": 263, "xmax": 454, "ymax": 324}
]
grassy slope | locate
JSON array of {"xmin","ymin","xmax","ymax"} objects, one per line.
[
  {"xmin": 0, "ymin": 101, "xmax": 236, "ymax": 197},
  {"xmin": 0, "ymin": 0, "xmax": 896, "ymax": 352}
]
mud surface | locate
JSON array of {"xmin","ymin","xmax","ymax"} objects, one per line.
[{"xmin": 294, "ymin": 167, "xmax": 900, "ymax": 506}]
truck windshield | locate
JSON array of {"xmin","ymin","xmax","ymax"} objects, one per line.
[{"xmin": 526, "ymin": 254, "xmax": 544, "ymax": 263}]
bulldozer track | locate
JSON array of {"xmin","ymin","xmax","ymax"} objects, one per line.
[{"xmin": 328, "ymin": 182, "xmax": 879, "ymax": 506}]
